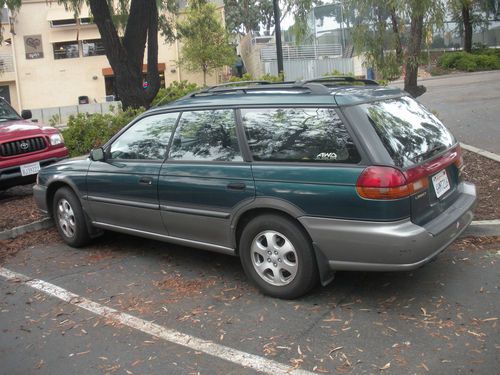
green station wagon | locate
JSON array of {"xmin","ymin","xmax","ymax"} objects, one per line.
[{"xmin": 34, "ymin": 77, "xmax": 477, "ymax": 299}]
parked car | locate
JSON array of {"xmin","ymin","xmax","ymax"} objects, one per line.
[
  {"xmin": 0, "ymin": 98, "xmax": 68, "ymax": 190},
  {"xmin": 33, "ymin": 77, "xmax": 477, "ymax": 299}
]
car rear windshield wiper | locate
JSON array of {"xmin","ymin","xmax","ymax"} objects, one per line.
[{"xmin": 414, "ymin": 144, "xmax": 447, "ymax": 162}]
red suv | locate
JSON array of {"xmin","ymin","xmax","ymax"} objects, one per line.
[{"xmin": 0, "ymin": 98, "xmax": 68, "ymax": 190}]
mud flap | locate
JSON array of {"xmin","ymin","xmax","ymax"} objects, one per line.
[{"xmin": 312, "ymin": 243, "xmax": 335, "ymax": 286}]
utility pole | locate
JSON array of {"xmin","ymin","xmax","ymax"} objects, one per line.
[{"xmin": 272, "ymin": 0, "xmax": 284, "ymax": 76}]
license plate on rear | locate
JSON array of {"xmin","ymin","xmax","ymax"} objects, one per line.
[
  {"xmin": 432, "ymin": 169, "xmax": 450, "ymax": 199},
  {"xmin": 20, "ymin": 162, "xmax": 41, "ymax": 177}
]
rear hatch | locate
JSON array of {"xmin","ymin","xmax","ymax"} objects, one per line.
[{"xmin": 359, "ymin": 96, "xmax": 463, "ymax": 226}]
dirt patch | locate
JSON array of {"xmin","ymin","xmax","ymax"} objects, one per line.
[
  {"xmin": 462, "ymin": 150, "xmax": 500, "ymax": 220},
  {"xmin": 0, "ymin": 227, "xmax": 60, "ymax": 264},
  {"xmin": 0, "ymin": 196, "xmax": 46, "ymax": 231}
]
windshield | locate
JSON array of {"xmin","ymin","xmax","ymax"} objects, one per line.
[
  {"xmin": 0, "ymin": 99, "xmax": 21, "ymax": 121},
  {"xmin": 361, "ymin": 96, "xmax": 455, "ymax": 168}
]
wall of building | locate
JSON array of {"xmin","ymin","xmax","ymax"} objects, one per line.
[{"xmin": 0, "ymin": 0, "xmax": 227, "ymax": 112}]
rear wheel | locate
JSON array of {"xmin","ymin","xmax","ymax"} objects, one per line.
[
  {"xmin": 239, "ymin": 214, "xmax": 318, "ymax": 299},
  {"xmin": 53, "ymin": 187, "xmax": 90, "ymax": 247}
]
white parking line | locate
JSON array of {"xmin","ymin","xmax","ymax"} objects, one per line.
[{"xmin": 0, "ymin": 267, "xmax": 313, "ymax": 375}]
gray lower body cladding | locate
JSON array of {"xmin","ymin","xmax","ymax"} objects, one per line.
[{"xmin": 299, "ymin": 182, "xmax": 477, "ymax": 272}]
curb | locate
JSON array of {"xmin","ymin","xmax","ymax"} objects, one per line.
[
  {"xmin": 0, "ymin": 217, "xmax": 53, "ymax": 240},
  {"xmin": 462, "ymin": 220, "xmax": 500, "ymax": 238},
  {"xmin": 460, "ymin": 143, "xmax": 500, "ymax": 163}
]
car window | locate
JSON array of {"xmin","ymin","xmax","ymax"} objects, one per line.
[
  {"xmin": 241, "ymin": 107, "xmax": 361, "ymax": 163},
  {"xmin": 110, "ymin": 112, "xmax": 179, "ymax": 160},
  {"xmin": 361, "ymin": 96, "xmax": 455, "ymax": 168},
  {"xmin": 169, "ymin": 109, "xmax": 242, "ymax": 162}
]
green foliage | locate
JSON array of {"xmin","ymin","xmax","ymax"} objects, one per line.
[
  {"xmin": 438, "ymin": 51, "xmax": 500, "ymax": 71},
  {"xmin": 62, "ymin": 108, "xmax": 144, "ymax": 157},
  {"xmin": 228, "ymin": 73, "xmax": 284, "ymax": 82},
  {"xmin": 152, "ymin": 80, "xmax": 200, "ymax": 106},
  {"xmin": 178, "ymin": 0, "xmax": 236, "ymax": 85}
]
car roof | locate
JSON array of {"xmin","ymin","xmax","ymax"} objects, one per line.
[{"xmin": 149, "ymin": 77, "xmax": 406, "ymax": 114}]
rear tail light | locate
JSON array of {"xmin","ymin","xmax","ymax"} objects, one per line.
[
  {"xmin": 356, "ymin": 166, "xmax": 428, "ymax": 200},
  {"xmin": 357, "ymin": 145, "xmax": 462, "ymax": 200}
]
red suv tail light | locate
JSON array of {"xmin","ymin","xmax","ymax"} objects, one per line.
[{"xmin": 356, "ymin": 166, "xmax": 428, "ymax": 200}]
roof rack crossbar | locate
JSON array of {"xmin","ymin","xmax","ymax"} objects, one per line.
[
  {"xmin": 298, "ymin": 76, "xmax": 379, "ymax": 86},
  {"xmin": 189, "ymin": 84, "xmax": 317, "ymax": 97}
]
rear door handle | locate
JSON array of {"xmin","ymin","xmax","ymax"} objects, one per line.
[
  {"xmin": 227, "ymin": 182, "xmax": 246, "ymax": 190},
  {"xmin": 139, "ymin": 177, "xmax": 153, "ymax": 186}
]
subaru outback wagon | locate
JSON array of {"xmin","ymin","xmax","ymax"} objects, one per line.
[{"xmin": 34, "ymin": 77, "xmax": 477, "ymax": 299}]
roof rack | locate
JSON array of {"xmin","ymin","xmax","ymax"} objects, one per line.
[
  {"xmin": 297, "ymin": 76, "xmax": 379, "ymax": 86},
  {"xmin": 171, "ymin": 76, "xmax": 379, "ymax": 102}
]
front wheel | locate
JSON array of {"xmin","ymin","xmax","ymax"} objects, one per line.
[
  {"xmin": 53, "ymin": 187, "xmax": 91, "ymax": 247},
  {"xmin": 239, "ymin": 214, "xmax": 318, "ymax": 299}
]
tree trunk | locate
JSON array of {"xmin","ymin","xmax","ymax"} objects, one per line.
[
  {"xmin": 404, "ymin": 13, "xmax": 426, "ymax": 98},
  {"xmin": 203, "ymin": 67, "xmax": 207, "ymax": 86},
  {"xmin": 390, "ymin": 7, "xmax": 403, "ymax": 63},
  {"xmin": 462, "ymin": 4, "xmax": 473, "ymax": 53},
  {"xmin": 88, "ymin": 0, "xmax": 161, "ymax": 109}
]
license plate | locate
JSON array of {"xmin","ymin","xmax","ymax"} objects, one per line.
[
  {"xmin": 432, "ymin": 169, "xmax": 450, "ymax": 199},
  {"xmin": 20, "ymin": 162, "xmax": 41, "ymax": 177}
]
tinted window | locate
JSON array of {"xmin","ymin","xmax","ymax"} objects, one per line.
[
  {"xmin": 241, "ymin": 108, "xmax": 360, "ymax": 163},
  {"xmin": 110, "ymin": 112, "xmax": 179, "ymax": 160},
  {"xmin": 169, "ymin": 109, "xmax": 242, "ymax": 162},
  {"xmin": 362, "ymin": 96, "xmax": 455, "ymax": 168}
]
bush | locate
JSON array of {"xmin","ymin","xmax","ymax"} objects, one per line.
[
  {"xmin": 438, "ymin": 51, "xmax": 500, "ymax": 72},
  {"xmin": 62, "ymin": 107, "xmax": 144, "ymax": 157},
  {"xmin": 152, "ymin": 80, "xmax": 199, "ymax": 106},
  {"xmin": 228, "ymin": 73, "xmax": 284, "ymax": 83}
]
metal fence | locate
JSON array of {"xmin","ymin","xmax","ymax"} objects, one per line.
[
  {"xmin": 261, "ymin": 43, "xmax": 343, "ymax": 61},
  {"xmin": 31, "ymin": 101, "xmax": 122, "ymax": 125},
  {"xmin": 264, "ymin": 58, "xmax": 355, "ymax": 81}
]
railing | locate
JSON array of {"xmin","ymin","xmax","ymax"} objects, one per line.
[
  {"xmin": 261, "ymin": 44, "xmax": 343, "ymax": 61},
  {"xmin": 0, "ymin": 53, "xmax": 14, "ymax": 73}
]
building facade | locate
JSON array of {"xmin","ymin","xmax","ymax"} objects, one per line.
[{"xmin": 0, "ymin": 0, "xmax": 226, "ymax": 112}]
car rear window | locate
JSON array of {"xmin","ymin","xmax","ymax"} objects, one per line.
[{"xmin": 361, "ymin": 96, "xmax": 455, "ymax": 168}]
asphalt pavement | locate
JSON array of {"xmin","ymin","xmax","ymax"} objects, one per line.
[
  {"xmin": 1, "ymin": 232, "xmax": 498, "ymax": 374},
  {"xmin": 393, "ymin": 71, "xmax": 500, "ymax": 155}
]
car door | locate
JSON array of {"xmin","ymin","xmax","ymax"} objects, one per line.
[
  {"xmin": 159, "ymin": 108, "xmax": 255, "ymax": 249},
  {"xmin": 86, "ymin": 112, "xmax": 179, "ymax": 233}
]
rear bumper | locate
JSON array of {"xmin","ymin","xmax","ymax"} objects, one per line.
[{"xmin": 299, "ymin": 182, "xmax": 477, "ymax": 272}]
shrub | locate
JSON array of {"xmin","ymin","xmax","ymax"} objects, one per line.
[
  {"xmin": 62, "ymin": 107, "xmax": 144, "ymax": 157},
  {"xmin": 438, "ymin": 51, "xmax": 500, "ymax": 72},
  {"xmin": 228, "ymin": 73, "xmax": 284, "ymax": 83},
  {"xmin": 152, "ymin": 80, "xmax": 200, "ymax": 106}
]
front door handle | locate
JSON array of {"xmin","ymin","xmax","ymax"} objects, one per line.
[
  {"xmin": 139, "ymin": 176, "xmax": 153, "ymax": 186},
  {"xmin": 227, "ymin": 182, "xmax": 246, "ymax": 190}
]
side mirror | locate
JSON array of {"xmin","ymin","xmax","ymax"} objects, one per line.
[
  {"xmin": 21, "ymin": 110, "xmax": 32, "ymax": 120},
  {"xmin": 90, "ymin": 148, "xmax": 105, "ymax": 162}
]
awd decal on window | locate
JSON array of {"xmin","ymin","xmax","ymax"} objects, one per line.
[{"xmin": 316, "ymin": 152, "xmax": 338, "ymax": 161}]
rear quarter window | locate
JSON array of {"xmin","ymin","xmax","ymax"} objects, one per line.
[
  {"xmin": 361, "ymin": 96, "xmax": 455, "ymax": 168},
  {"xmin": 241, "ymin": 107, "xmax": 361, "ymax": 164}
]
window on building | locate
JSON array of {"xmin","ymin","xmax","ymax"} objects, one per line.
[
  {"xmin": 241, "ymin": 108, "xmax": 361, "ymax": 163},
  {"xmin": 82, "ymin": 39, "xmax": 105, "ymax": 57},
  {"xmin": 51, "ymin": 19, "xmax": 77, "ymax": 27},
  {"xmin": 169, "ymin": 110, "xmax": 242, "ymax": 162},
  {"xmin": 79, "ymin": 17, "xmax": 93, "ymax": 25},
  {"xmin": 53, "ymin": 41, "xmax": 80, "ymax": 59}
]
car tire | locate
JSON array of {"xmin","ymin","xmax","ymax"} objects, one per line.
[
  {"xmin": 53, "ymin": 187, "xmax": 91, "ymax": 247},
  {"xmin": 239, "ymin": 214, "xmax": 318, "ymax": 299}
]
